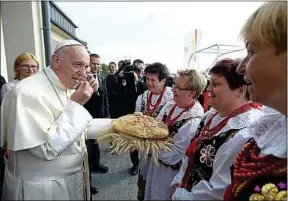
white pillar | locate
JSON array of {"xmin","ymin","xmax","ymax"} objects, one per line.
[
  {"xmin": 0, "ymin": 11, "xmax": 8, "ymax": 81},
  {"xmin": 1, "ymin": 1, "xmax": 45, "ymax": 80}
]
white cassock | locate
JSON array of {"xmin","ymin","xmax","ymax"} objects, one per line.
[
  {"xmin": 170, "ymin": 106, "xmax": 266, "ymax": 200},
  {"xmin": 1, "ymin": 67, "xmax": 112, "ymax": 200},
  {"xmin": 144, "ymin": 100, "xmax": 204, "ymax": 200}
]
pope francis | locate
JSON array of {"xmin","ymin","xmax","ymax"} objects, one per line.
[{"xmin": 0, "ymin": 40, "xmax": 112, "ymax": 200}]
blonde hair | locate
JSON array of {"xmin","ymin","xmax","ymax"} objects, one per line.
[
  {"xmin": 177, "ymin": 69, "xmax": 207, "ymax": 97},
  {"xmin": 13, "ymin": 53, "xmax": 39, "ymax": 79},
  {"xmin": 241, "ymin": 2, "xmax": 287, "ymax": 53}
]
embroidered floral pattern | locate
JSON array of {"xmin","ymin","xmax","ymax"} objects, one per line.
[
  {"xmin": 199, "ymin": 144, "xmax": 216, "ymax": 167},
  {"xmin": 255, "ymin": 124, "xmax": 269, "ymax": 137}
]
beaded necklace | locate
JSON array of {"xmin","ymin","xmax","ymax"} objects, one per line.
[
  {"xmin": 227, "ymin": 140, "xmax": 287, "ymax": 199},
  {"xmin": 146, "ymin": 87, "xmax": 166, "ymax": 116},
  {"xmin": 164, "ymin": 101, "xmax": 195, "ymax": 127}
]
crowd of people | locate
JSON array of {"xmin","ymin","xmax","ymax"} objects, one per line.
[{"xmin": 0, "ymin": 1, "xmax": 286, "ymax": 200}]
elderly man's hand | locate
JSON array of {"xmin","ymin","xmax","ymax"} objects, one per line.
[
  {"xmin": 86, "ymin": 72, "xmax": 99, "ymax": 92},
  {"xmin": 71, "ymin": 80, "xmax": 93, "ymax": 105}
]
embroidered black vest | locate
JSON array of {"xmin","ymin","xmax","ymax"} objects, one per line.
[
  {"xmin": 234, "ymin": 173, "xmax": 287, "ymax": 201},
  {"xmin": 184, "ymin": 116, "xmax": 238, "ymax": 191},
  {"xmin": 226, "ymin": 139, "xmax": 287, "ymax": 201},
  {"xmin": 158, "ymin": 113, "xmax": 193, "ymax": 170}
]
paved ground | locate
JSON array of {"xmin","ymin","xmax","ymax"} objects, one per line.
[{"xmin": 91, "ymin": 143, "xmax": 138, "ymax": 200}]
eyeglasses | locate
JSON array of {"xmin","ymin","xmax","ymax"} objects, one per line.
[
  {"xmin": 19, "ymin": 64, "xmax": 38, "ymax": 71},
  {"xmin": 172, "ymin": 82, "xmax": 191, "ymax": 91}
]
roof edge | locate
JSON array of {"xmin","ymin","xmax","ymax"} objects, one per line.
[{"xmin": 49, "ymin": 1, "xmax": 78, "ymax": 28}]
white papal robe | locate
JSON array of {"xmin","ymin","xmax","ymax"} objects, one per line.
[
  {"xmin": 1, "ymin": 67, "xmax": 112, "ymax": 200},
  {"xmin": 144, "ymin": 100, "xmax": 204, "ymax": 200}
]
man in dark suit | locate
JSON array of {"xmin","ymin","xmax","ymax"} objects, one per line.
[
  {"xmin": 0, "ymin": 74, "xmax": 6, "ymax": 199},
  {"xmin": 84, "ymin": 54, "xmax": 109, "ymax": 196},
  {"xmin": 0, "ymin": 75, "xmax": 6, "ymax": 92},
  {"xmin": 129, "ymin": 59, "xmax": 147, "ymax": 176},
  {"xmin": 106, "ymin": 62, "xmax": 121, "ymax": 118},
  {"xmin": 118, "ymin": 59, "xmax": 147, "ymax": 176}
]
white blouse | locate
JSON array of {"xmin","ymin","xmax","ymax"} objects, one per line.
[
  {"xmin": 171, "ymin": 106, "xmax": 264, "ymax": 200},
  {"xmin": 0, "ymin": 79, "xmax": 19, "ymax": 104}
]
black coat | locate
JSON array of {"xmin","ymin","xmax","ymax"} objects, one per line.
[
  {"xmin": 84, "ymin": 73, "xmax": 109, "ymax": 118},
  {"xmin": 0, "ymin": 75, "xmax": 6, "ymax": 92},
  {"xmin": 119, "ymin": 78, "xmax": 147, "ymax": 116},
  {"xmin": 106, "ymin": 73, "xmax": 121, "ymax": 118}
]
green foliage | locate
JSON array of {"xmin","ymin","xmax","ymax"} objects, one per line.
[{"xmin": 101, "ymin": 63, "xmax": 110, "ymax": 76}]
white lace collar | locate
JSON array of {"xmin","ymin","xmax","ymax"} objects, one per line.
[
  {"xmin": 165, "ymin": 100, "xmax": 204, "ymax": 121},
  {"xmin": 252, "ymin": 107, "xmax": 287, "ymax": 158},
  {"xmin": 143, "ymin": 87, "xmax": 173, "ymax": 105},
  {"xmin": 204, "ymin": 106, "xmax": 264, "ymax": 136}
]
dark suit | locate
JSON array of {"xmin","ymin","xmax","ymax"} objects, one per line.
[
  {"xmin": 0, "ymin": 75, "xmax": 6, "ymax": 199},
  {"xmin": 106, "ymin": 73, "xmax": 121, "ymax": 118},
  {"xmin": 0, "ymin": 75, "xmax": 6, "ymax": 92},
  {"xmin": 118, "ymin": 78, "xmax": 147, "ymax": 167},
  {"xmin": 84, "ymin": 73, "xmax": 109, "ymax": 118},
  {"xmin": 84, "ymin": 73, "xmax": 109, "ymax": 169}
]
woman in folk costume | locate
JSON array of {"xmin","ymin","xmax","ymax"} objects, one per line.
[
  {"xmin": 170, "ymin": 59, "xmax": 264, "ymax": 200},
  {"xmin": 135, "ymin": 62, "xmax": 173, "ymax": 201},
  {"xmin": 223, "ymin": 2, "xmax": 287, "ymax": 200},
  {"xmin": 0, "ymin": 53, "xmax": 39, "ymax": 104},
  {"xmin": 144, "ymin": 69, "xmax": 207, "ymax": 200}
]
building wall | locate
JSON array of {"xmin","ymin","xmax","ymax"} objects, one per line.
[
  {"xmin": 1, "ymin": 1, "xmax": 45, "ymax": 80},
  {"xmin": 1, "ymin": 13, "xmax": 8, "ymax": 81},
  {"xmin": 1, "ymin": 1, "xmax": 86, "ymax": 81},
  {"xmin": 51, "ymin": 23, "xmax": 75, "ymax": 52}
]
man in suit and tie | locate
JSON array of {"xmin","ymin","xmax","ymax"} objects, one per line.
[
  {"xmin": 106, "ymin": 62, "xmax": 121, "ymax": 118},
  {"xmin": 84, "ymin": 54, "xmax": 109, "ymax": 195},
  {"xmin": 117, "ymin": 59, "xmax": 147, "ymax": 176}
]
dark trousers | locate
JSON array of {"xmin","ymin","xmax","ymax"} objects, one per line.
[
  {"xmin": 88, "ymin": 167, "xmax": 92, "ymax": 201},
  {"xmin": 86, "ymin": 139, "xmax": 100, "ymax": 168},
  {"xmin": 137, "ymin": 174, "xmax": 146, "ymax": 201},
  {"xmin": 0, "ymin": 148, "xmax": 5, "ymax": 200},
  {"xmin": 130, "ymin": 150, "xmax": 139, "ymax": 166},
  {"xmin": 86, "ymin": 140, "xmax": 100, "ymax": 201}
]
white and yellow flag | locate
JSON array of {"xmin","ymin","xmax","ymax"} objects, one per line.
[{"xmin": 183, "ymin": 29, "xmax": 201, "ymax": 69}]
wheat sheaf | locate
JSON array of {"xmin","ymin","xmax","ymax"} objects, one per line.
[{"xmin": 96, "ymin": 113, "xmax": 173, "ymax": 165}]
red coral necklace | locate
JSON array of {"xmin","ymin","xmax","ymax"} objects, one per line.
[
  {"xmin": 164, "ymin": 101, "xmax": 195, "ymax": 127},
  {"xmin": 200, "ymin": 102, "xmax": 259, "ymax": 141},
  {"xmin": 146, "ymin": 87, "xmax": 166, "ymax": 116}
]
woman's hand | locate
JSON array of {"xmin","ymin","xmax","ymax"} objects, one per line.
[{"xmin": 170, "ymin": 183, "xmax": 180, "ymax": 199}]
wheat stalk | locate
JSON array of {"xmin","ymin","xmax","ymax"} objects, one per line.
[{"xmin": 96, "ymin": 130, "xmax": 173, "ymax": 166}]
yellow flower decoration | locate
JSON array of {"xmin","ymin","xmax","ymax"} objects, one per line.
[{"xmin": 249, "ymin": 183, "xmax": 287, "ymax": 201}]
